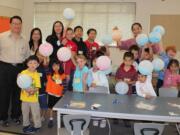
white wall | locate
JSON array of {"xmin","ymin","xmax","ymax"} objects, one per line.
[
  {"xmin": 22, "ymin": 0, "xmax": 180, "ymax": 39},
  {"xmin": 0, "ymin": 0, "xmax": 23, "ymax": 16}
]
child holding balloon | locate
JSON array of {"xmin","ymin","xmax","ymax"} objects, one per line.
[
  {"xmin": 136, "ymin": 72, "xmax": 157, "ymax": 99},
  {"xmin": 115, "ymin": 52, "xmax": 138, "ymax": 95},
  {"xmin": 73, "ymin": 55, "xmax": 89, "ymax": 92},
  {"xmin": 19, "ymin": 55, "xmax": 41, "ymax": 134},
  {"xmin": 46, "ymin": 60, "xmax": 67, "ymax": 128}
]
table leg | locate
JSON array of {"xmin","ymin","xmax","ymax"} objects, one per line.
[{"xmin": 57, "ymin": 111, "xmax": 61, "ymax": 135}]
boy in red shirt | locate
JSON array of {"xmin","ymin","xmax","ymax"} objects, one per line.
[
  {"xmin": 85, "ymin": 28, "xmax": 99, "ymax": 66},
  {"xmin": 116, "ymin": 52, "xmax": 138, "ymax": 95},
  {"xmin": 61, "ymin": 27, "xmax": 77, "ymax": 91}
]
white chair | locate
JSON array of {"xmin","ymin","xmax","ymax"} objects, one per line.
[
  {"xmin": 159, "ymin": 87, "xmax": 178, "ymax": 97},
  {"xmin": 63, "ymin": 114, "xmax": 91, "ymax": 135},
  {"xmin": 134, "ymin": 123, "xmax": 166, "ymax": 135}
]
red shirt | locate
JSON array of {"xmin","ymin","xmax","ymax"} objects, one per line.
[
  {"xmin": 63, "ymin": 39, "xmax": 77, "ymax": 75},
  {"xmin": 85, "ymin": 40, "xmax": 99, "ymax": 60},
  {"xmin": 116, "ymin": 63, "xmax": 138, "ymax": 95}
]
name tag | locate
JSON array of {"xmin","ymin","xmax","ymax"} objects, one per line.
[
  {"xmin": 74, "ymin": 78, "xmax": 81, "ymax": 83},
  {"xmin": 57, "ymin": 41, "xmax": 61, "ymax": 46},
  {"xmin": 78, "ymin": 51, "xmax": 83, "ymax": 54},
  {"xmin": 39, "ymin": 73, "xmax": 43, "ymax": 77},
  {"xmin": 92, "ymin": 47, "xmax": 96, "ymax": 50},
  {"xmin": 55, "ymin": 79, "xmax": 62, "ymax": 84}
]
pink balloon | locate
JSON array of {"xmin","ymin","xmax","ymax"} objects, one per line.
[
  {"xmin": 39, "ymin": 43, "xmax": 53, "ymax": 57},
  {"xmin": 96, "ymin": 56, "xmax": 111, "ymax": 70},
  {"xmin": 57, "ymin": 47, "xmax": 72, "ymax": 62}
]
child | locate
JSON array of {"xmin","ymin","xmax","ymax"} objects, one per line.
[
  {"xmin": 36, "ymin": 51, "xmax": 49, "ymax": 122},
  {"xmin": 136, "ymin": 72, "xmax": 157, "ymax": 99},
  {"xmin": 61, "ymin": 27, "xmax": 77, "ymax": 91},
  {"xmin": 156, "ymin": 45, "xmax": 177, "ymax": 94},
  {"xmin": 20, "ymin": 55, "xmax": 41, "ymax": 134},
  {"xmin": 85, "ymin": 28, "xmax": 99, "ymax": 64},
  {"xmin": 73, "ymin": 55, "xmax": 89, "ymax": 92},
  {"xmin": 129, "ymin": 44, "xmax": 140, "ymax": 63},
  {"xmin": 87, "ymin": 57, "xmax": 109, "ymax": 93},
  {"xmin": 163, "ymin": 59, "xmax": 180, "ymax": 88},
  {"xmin": 140, "ymin": 44, "xmax": 153, "ymax": 61},
  {"xmin": 46, "ymin": 60, "xmax": 67, "ymax": 128},
  {"xmin": 115, "ymin": 52, "xmax": 137, "ymax": 95}
]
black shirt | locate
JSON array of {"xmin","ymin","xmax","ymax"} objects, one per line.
[{"xmin": 72, "ymin": 37, "xmax": 88, "ymax": 59}]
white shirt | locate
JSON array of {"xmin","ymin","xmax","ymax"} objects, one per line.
[{"xmin": 136, "ymin": 77, "xmax": 157, "ymax": 98}]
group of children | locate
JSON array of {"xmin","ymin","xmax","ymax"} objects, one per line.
[{"xmin": 18, "ymin": 22, "xmax": 180, "ymax": 134}]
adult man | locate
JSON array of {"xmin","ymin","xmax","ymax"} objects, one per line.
[{"xmin": 0, "ymin": 16, "xmax": 30, "ymax": 126}]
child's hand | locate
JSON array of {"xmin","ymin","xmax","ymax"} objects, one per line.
[{"xmin": 62, "ymin": 38, "xmax": 68, "ymax": 45}]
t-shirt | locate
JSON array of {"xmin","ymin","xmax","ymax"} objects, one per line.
[
  {"xmin": 72, "ymin": 38, "xmax": 88, "ymax": 58},
  {"xmin": 46, "ymin": 73, "xmax": 66, "ymax": 97},
  {"xmin": 163, "ymin": 69, "xmax": 180, "ymax": 88},
  {"xmin": 136, "ymin": 77, "xmax": 157, "ymax": 98},
  {"xmin": 20, "ymin": 69, "xmax": 41, "ymax": 103},
  {"xmin": 85, "ymin": 40, "xmax": 99, "ymax": 60},
  {"xmin": 63, "ymin": 39, "xmax": 77, "ymax": 75},
  {"xmin": 115, "ymin": 63, "xmax": 138, "ymax": 95},
  {"xmin": 73, "ymin": 66, "xmax": 89, "ymax": 92},
  {"xmin": 87, "ymin": 68, "xmax": 109, "ymax": 92}
]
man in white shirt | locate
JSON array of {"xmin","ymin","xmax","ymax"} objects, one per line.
[{"xmin": 0, "ymin": 16, "xmax": 30, "ymax": 126}]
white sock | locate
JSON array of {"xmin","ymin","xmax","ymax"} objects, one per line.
[{"xmin": 49, "ymin": 117, "xmax": 53, "ymax": 120}]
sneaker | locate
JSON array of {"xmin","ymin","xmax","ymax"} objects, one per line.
[
  {"xmin": 2, "ymin": 120, "xmax": 9, "ymax": 127},
  {"xmin": 93, "ymin": 120, "xmax": 99, "ymax": 127},
  {"xmin": 23, "ymin": 125, "xmax": 35, "ymax": 134},
  {"xmin": 100, "ymin": 119, "xmax": 106, "ymax": 128},
  {"xmin": 48, "ymin": 120, "xmax": 54, "ymax": 128},
  {"xmin": 12, "ymin": 118, "xmax": 21, "ymax": 125}
]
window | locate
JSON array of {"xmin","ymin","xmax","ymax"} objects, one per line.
[{"xmin": 34, "ymin": 2, "xmax": 136, "ymax": 45}]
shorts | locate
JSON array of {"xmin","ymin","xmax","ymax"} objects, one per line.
[
  {"xmin": 48, "ymin": 94, "xmax": 62, "ymax": 109},
  {"xmin": 38, "ymin": 94, "xmax": 48, "ymax": 110}
]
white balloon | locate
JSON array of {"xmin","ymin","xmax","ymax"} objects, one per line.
[
  {"xmin": 136, "ymin": 34, "xmax": 149, "ymax": 47},
  {"xmin": 152, "ymin": 25, "xmax": 165, "ymax": 36},
  {"xmin": 138, "ymin": 60, "xmax": 153, "ymax": 75},
  {"xmin": 152, "ymin": 58, "xmax": 165, "ymax": 72},
  {"xmin": 57, "ymin": 47, "xmax": 72, "ymax": 62},
  {"xmin": 63, "ymin": 8, "xmax": 75, "ymax": 20},
  {"xmin": 101, "ymin": 34, "xmax": 113, "ymax": 45},
  {"xmin": 115, "ymin": 82, "xmax": 129, "ymax": 95},
  {"xmin": 17, "ymin": 74, "xmax": 32, "ymax": 89},
  {"xmin": 39, "ymin": 43, "xmax": 53, "ymax": 57}
]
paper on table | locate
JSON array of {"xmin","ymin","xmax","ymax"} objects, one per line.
[
  {"xmin": 136, "ymin": 101, "xmax": 156, "ymax": 111},
  {"xmin": 169, "ymin": 112, "xmax": 180, "ymax": 116},
  {"xmin": 69, "ymin": 100, "xmax": 86, "ymax": 109},
  {"xmin": 168, "ymin": 102, "xmax": 180, "ymax": 109}
]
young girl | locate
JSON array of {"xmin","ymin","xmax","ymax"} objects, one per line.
[
  {"xmin": 136, "ymin": 72, "xmax": 157, "ymax": 99},
  {"xmin": 163, "ymin": 59, "xmax": 180, "ymax": 88},
  {"xmin": 46, "ymin": 60, "xmax": 67, "ymax": 128},
  {"xmin": 87, "ymin": 57, "xmax": 109, "ymax": 93},
  {"xmin": 36, "ymin": 51, "xmax": 49, "ymax": 122},
  {"xmin": 73, "ymin": 55, "xmax": 89, "ymax": 92}
]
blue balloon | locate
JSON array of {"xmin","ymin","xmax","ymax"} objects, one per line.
[
  {"xmin": 101, "ymin": 34, "xmax": 113, "ymax": 45},
  {"xmin": 136, "ymin": 34, "xmax": 149, "ymax": 47},
  {"xmin": 149, "ymin": 32, "xmax": 162, "ymax": 43},
  {"xmin": 115, "ymin": 82, "xmax": 129, "ymax": 95},
  {"xmin": 17, "ymin": 74, "xmax": 32, "ymax": 89},
  {"xmin": 152, "ymin": 25, "xmax": 165, "ymax": 36},
  {"xmin": 138, "ymin": 60, "xmax": 153, "ymax": 75}
]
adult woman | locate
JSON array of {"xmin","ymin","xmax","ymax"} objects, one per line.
[
  {"xmin": 46, "ymin": 21, "xmax": 64, "ymax": 63},
  {"xmin": 29, "ymin": 28, "xmax": 42, "ymax": 55}
]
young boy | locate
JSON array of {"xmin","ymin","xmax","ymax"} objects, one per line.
[
  {"xmin": 20, "ymin": 55, "xmax": 41, "ymax": 134},
  {"xmin": 73, "ymin": 55, "xmax": 89, "ymax": 92},
  {"xmin": 115, "ymin": 52, "xmax": 137, "ymax": 95},
  {"xmin": 136, "ymin": 72, "xmax": 157, "ymax": 99}
]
